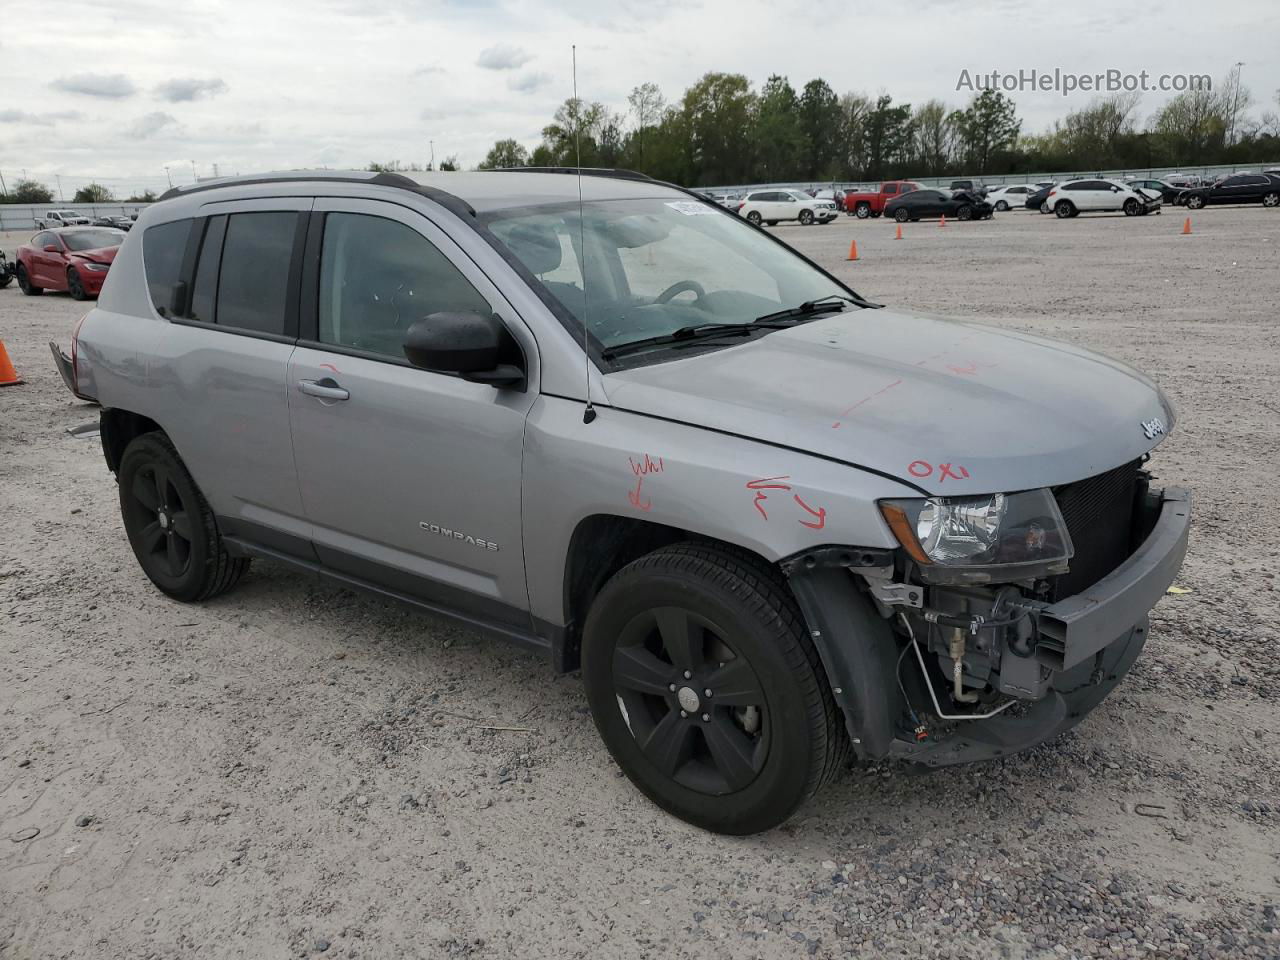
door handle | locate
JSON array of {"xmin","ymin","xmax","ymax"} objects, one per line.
[{"xmin": 297, "ymin": 377, "xmax": 350, "ymax": 401}]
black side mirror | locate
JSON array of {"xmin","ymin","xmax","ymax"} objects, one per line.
[{"xmin": 403, "ymin": 312, "xmax": 525, "ymax": 389}]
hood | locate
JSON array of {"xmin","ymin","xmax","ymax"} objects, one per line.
[
  {"xmin": 603, "ymin": 310, "xmax": 1174, "ymax": 497},
  {"xmin": 69, "ymin": 246, "xmax": 120, "ymax": 265}
]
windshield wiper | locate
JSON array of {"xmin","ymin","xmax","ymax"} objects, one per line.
[
  {"xmin": 600, "ymin": 320, "xmax": 795, "ymax": 360},
  {"xmin": 753, "ymin": 294, "xmax": 858, "ymax": 325}
]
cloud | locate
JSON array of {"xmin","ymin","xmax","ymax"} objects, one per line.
[
  {"xmin": 154, "ymin": 77, "xmax": 228, "ymax": 102},
  {"xmin": 0, "ymin": 109, "xmax": 82, "ymax": 125},
  {"xmin": 476, "ymin": 44, "xmax": 532, "ymax": 70},
  {"xmin": 412, "ymin": 64, "xmax": 444, "ymax": 77},
  {"xmin": 129, "ymin": 112, "xmax": 179, "ymax": 138},
  {"xmin": 51, "ymin": 73, "xmax": 136, "ymax": 98},
  {"xmin": 507, "ymin": 72, "xmax": 552, "ymax": 94}
]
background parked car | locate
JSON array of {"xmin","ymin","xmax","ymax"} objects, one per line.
[
  {"xmin": 1044, "ymin": 179, "xmax": 1161, "ymax": 218},
  {"xmin": 0, "ymin": 250, "xmax": 13, "ymax": 289},
  {"xmin": 737, "ymin": 190, "xmax": 838, "ymax": 226},
  {"xmin": 884, "ymin": 188, "xmax": 994, "ymax": 222},
  {"xmin": 842, "ymin": 180, "xmax": 922, "ymax": 218},
  {"xmin": 1124, "ymin": 179, "xmax": 1186, "ymax": 205},
  {"xmin": 1026, "ymin": 183, "xmax": 1058, "ymax": 211},
  {"xmin": 1179, "ymin": 173, "xmax": 1280, "ymax": 210},
  {"xmin": 985, "ymin": 184, "xmax": 1035, "ymax": 211},
  {"xmin": 15, "ymin": 227, "xmax": 124, "ymax": 300},
  {"xmin": 949, "ymin": 179, "xmax": 989, "ymax": 197},
  {"xmin": 35, "ymin": 210, "xmax": 92, "ymax": 229}
]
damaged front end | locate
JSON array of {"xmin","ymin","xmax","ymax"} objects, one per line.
[{"xmin": 783, "ymin": 460, "xmax": 1190, "ymax": 769}]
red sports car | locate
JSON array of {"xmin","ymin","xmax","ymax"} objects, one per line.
[{"xmin": 16, "ymin": 227, "xmax": 124, "ymax": 300}]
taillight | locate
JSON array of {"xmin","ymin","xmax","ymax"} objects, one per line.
[
  {"xmin": 737, "ymin": 201, "xmax": 745, "ymax": 210},
  {"xmin": 71, "ymin": 313, "xmax": 88, "ymax": 394}
]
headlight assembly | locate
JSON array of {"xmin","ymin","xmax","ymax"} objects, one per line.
[
  {"xmin": 880, "ymin": 489, "xmax": 1073, "ymax": 584},
  {"xmin": 80, "ymin": 262, "xmax": 110, "ymax": 272}
]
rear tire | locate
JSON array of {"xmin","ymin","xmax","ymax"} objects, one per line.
[
  {"xmin": 1186, "ymin": 194, "xmax": 1205, "ymax": 210},
  {"xmin": 16, "ymin": 264, "xmax": 43, "ymax": 296},
  {"xmin": 1054, "ymin": 201, "xmax": 1076, "ymax": 219},
  {"xmin": 118, "ymin": 432, "xmax": 250, "ymax": 602},
  {"xmin": 766, "ymin": 220, "xmax": 778, "ymax": 226},
  {"xmin": 746, "ymin": 211, "xmax": 762, "ymax": 226},
  {"xmin": 581, "ymin": 543, "xmax": 846, "ymax": 835}
]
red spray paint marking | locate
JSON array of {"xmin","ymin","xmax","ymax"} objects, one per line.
[
  {"xmin": 746, "ymin": 475, "xmax": 792, "ymax": 519},
  {"xmin": 627, "ymin": 455, "xmax": 664, "ymax": 511},
  {"xmin": 831, "ymin": 378, "xmax": 903, "ymax": 429},
  {"xmin": 319, "ymin": 362, "xmax": 339, "ymax": 373},
  {"xmin": 793, "ymin": 495, "xmax": 827, "ymax": 530},
  {"xmin": 908, "ymin": 461, "xmax": 971, "ymax": 482}
]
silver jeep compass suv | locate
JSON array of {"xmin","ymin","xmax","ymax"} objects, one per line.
[{"xmin": 72, "ymin": 169, "xmax": 1189, "ymax": 834}]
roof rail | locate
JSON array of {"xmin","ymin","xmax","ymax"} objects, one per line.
[
  {"xmin": 157, "ymin": 170, "xmax": 421, "ymax": 202},
  {"xmin": 493, "ymin": 166, "xmax": 655, "ymax": 183}
]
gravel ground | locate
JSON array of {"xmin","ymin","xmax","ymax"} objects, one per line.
[{"xmin": 1, "ymin": 206, "xmax": 1278, "ymax": 960}]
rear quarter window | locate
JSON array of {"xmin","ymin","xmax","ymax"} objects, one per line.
[{"xmin": 143, "ymin": 219, "xmax": 194, "ymax": 314}]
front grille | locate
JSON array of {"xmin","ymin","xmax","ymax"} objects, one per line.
[{"xmin": 1050, "ymin": 460, "xmax": 1140, "ymax": 599}]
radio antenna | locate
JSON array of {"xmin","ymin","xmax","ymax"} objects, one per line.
[{"xmin": 572, "ymin": 44, "xmax": 597, "ymax": 425}]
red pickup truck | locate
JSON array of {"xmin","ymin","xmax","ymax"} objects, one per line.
[{"xmin": 843, "ymin": 181, "xmax": 924, "ymax": 218}]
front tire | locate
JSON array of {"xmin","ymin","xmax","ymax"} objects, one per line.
[
  {"xmin": 1263, "ymin": 192, "xmax": 1280, "ymax": 208},
  {"xmin": 799, "ymin": 209, "xmax": 814, "ymax": 225},
  {"xmin": 119, "ymin": 432, "xmax": 250, "ymax": 602},
  {"xmin": 1123, "ymin": 198, "xmax": 1141, "ymax": 216},
  {"xmin": 995, "ymin": 200, "xmax": 1009, "ymax": 211},
  {"xmin": 16, "ymin": 264, "xmax": 43, "ymax": 296},
  {"xmin": 67, "ymin": 268, "xmax": 89, "ymax": 300},
  {"xmin": 893, "ymin": 207, "xmax": 909, "ymax": 223},
  {"xmin": 581, "ymin": 543, "xmax": 845, "ymax": 835},
  {"xmin": 855, "ymin": 203, "xmax": 870, "ymax": 219},
  {"xmin": 956, "ymin": 204, "xmax": 973, "ymax": 221}
]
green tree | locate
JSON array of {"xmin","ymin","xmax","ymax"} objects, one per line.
[
  {"xmin": 626, "ymin": 82, "xmax": 666, "ymax": 169},
  {"xmin": 910, "ymin": 100, "xmax": 955, "ymax": 176},
  {"xmin": 1150, "ymin": 87, "xmax": 1226, "ymax": 164},
  {"xmin": 72, "ymin": 183, "xmax": 114, "ymax": 203},
  {"xmin": 438, "ymin": 155, "xmax": 459, "ymax": 171},
  {"xmin": 4, "ymin": 179, "xmax": 54, "ymax": 203},
  {"xmin": 799, "ymin": 78, "xmax": 839, "ymax": 178},
  {"xmin": 538, "ymin": 97, "xmax": 608, "ymax": 166},
  {"xmin": 478, "ymin": 138, "xmax": 530, "ymax": 169},
  {"xmin": 125, "ymin": 189, "xmax": 158, "ymax": 203},
  {"xmin": 863, "ymin": 95, "xmax": 913, "ymax": 180},
  {"xmin": 680, "ymin": 72, "xmax": 756, "ymax": 185},
  {"xmin": 952, "ymin": 89, "xmax": 1021, "ymax": 173},
  {"xmin": 753, "ymin": 75, "xmax": 804, "ymax": 181}
]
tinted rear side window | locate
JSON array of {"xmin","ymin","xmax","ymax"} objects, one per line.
[
  {"xmin": 188, "ymin": 215, "xmax": 227, "ymax": 324},
  {"xmin": 216, "ymin": 212, "xmax": 297, "ymax": 335},
  {"xmin": 143, "ymin": 219, "xmax": 193, "ymax": 314}
]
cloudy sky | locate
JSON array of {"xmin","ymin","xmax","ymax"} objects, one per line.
[{"xmin": 2, "ymin": 0, "xmax": 1277, "ymax": 198}]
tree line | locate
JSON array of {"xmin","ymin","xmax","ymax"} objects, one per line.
[
  {"xmin": 477, "ymin": 68, "xmax": 1280, "ymax": 185},
  {"xmin": 1, "ymin": 182, "xmax": 157, "ymax": 204}
]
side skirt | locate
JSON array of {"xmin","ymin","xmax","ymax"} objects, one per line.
[{"xmin": 222, "ymin": 529, "xmax": 563, "ymax": 664}]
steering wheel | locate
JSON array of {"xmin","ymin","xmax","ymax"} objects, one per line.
[{"xmin": 654, "ymin": 280, "xmax": 706, "ymax": 304}]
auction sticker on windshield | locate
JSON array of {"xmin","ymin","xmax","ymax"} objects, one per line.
[{"xmin": 665, "ymin": 201, "xmax": 718, "ymax": 215}]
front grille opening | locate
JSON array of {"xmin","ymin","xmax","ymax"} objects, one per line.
[{"xmin": 1050, "ymin": 459, "xmax": 1141, "ymax": 599}]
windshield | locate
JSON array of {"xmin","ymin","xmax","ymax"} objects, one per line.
[
  {"xmin": 61, "ymin": 229, "xmax": 123, "ymax": 251},
  {"xmin": 484, "ymin": 198, "xmax": 854, "ymax": 360}
]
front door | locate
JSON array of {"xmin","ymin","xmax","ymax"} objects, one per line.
[{"xmin": 287, "ymin": 198, "xmax": 537, "ymax": 630}]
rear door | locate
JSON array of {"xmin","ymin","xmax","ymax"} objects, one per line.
[
  {"xmin": 146, "ymin": 201, "xmax": 314, "ymax": 557},
  {"xmin": 287, "ymin": 198, "xmax": 537, "ymax": 629}
]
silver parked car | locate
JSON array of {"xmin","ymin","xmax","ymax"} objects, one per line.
[{"xmin": 72, "ymin": 169, "xmax": 1189, "ymax": 834}]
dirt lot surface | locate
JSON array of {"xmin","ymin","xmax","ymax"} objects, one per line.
[{"xmin": 2, "ymin": 207, "xmax": 1278, "ymax": 960}]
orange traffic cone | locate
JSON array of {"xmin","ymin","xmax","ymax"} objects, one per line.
[
  {"xmin": 939, "ymin": 214, "xmax": 947, "ymax": 227},
  {"xmin": 0, "ymin": 341, "xmax": 22, "ymax": 387},
  {"xmin": 1181, "ymin": 216, "xmax": 1192, "ymax": 235},
  {"xmin": 895, "ymin": 223, "xmax": 903, "ymax": 240},
  {"xmin": 846, "ymin": 239, "xmax": 859, "ymax": 261}
]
